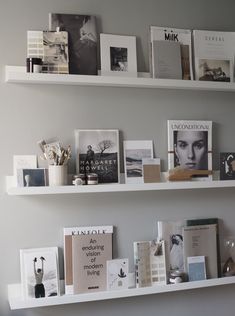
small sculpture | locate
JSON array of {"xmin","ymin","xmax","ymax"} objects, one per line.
[{"xmin": 168, "ymin": 166, "xmax": 212, "ymax": 181}]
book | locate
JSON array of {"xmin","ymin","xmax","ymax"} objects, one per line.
[
  {"xmin": 151, "ymin": 40, "xmax": 182, "ymax": 79},
  {"xmin": 123, "ymin": 140, "xmax": 153, "ymax": 184},
  {"xmin": 183, "ymin": 224, "xmax": 218, "ymax": 278},
  {"xmin": 106, "ymin": 258, "xmax": 129, "ymax": 291},
  {"xmin": 49, "ymin": 13, "xmax": 98, "ymax": 75},
  {"xmin": 193, "ymin": 30, "xmax": 233, "ymax": 82},
  {"xmin": 134, "ymin": 240, "xmax": 167, "ymax": 288},
  {"xmin": 63, "ymin": 226, "xmax": 113, "ymax": 295},
  {"xmin": 220, "ymin": 152, "xmax": 235, "ymax": 180},
  {"xmin": 149, "ymin": 26, "xmax": 193, "ymax": 80},
  {"xmin": 142, "ymin": 158, "xmax": 161, "ymax": 183},
  {"xmin": 157, "ymin": 220, "xmax": 185, "ymax": 273},
  {"xmin": 75, "ymin": 129, "xmax": 120, "ymax": 184},
  {"xmin": 167, "ymin": 120, "xmax": 212, "ymax": 180},
  {"xmin": 27, "ymin": 30, "xmax": 69, "ymax": 74},
  {"xmin": 187, "ymin": 256, "xmax": 206, "ymax": 281},
  {"xmin": 72, "ymin": 231, "xmax": 113, "ymax": 293},
  {"xmin": 186, "ymin": 217, "xmax": 221, "ymax": 277}
]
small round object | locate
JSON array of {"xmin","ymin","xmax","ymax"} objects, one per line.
[
  {"xmin": 87, "ymin": 173, "xmax": 98, "ymax": 185},
  {"xmin": 73, "ymin": 178, "xmax": 83, "ymax": 186},
  {"xmin": 73, "ymin": 174, "xmax": 86, "ymax": 185}
]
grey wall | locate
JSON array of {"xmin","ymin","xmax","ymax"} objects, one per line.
[{"xmin": 1, "ymin": 0, "xmax": 235, "ymax": 315}]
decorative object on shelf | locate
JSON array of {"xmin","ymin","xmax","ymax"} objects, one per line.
[
  {"xmin": 187, "ymin": 256, "xmax": 207, "ymax": 281},
  {"xmin": 49, "ymin": 13, "xmax": 97, "ymax": 75},
  {"xmin": 75, "ymin": 129, "xmax": 120, "ymax": 184},
  {"xmin": 27, "ymin": 30, "xmax": 69, "ymax": 74},
  {"xmin": 169, "ymin": 270, "xmax": 187, "ymax": 284},
  {"xmin": 63, "ymin": 226, "xmax": 113, "ymax": 295},
  {"xmin": 17, "ymin": 168, "xmax": 48, "ymax": 187},
  {"xmin": 168, "ymin": 120, "xmax": 212, "ymax": 180},
  {"xmin": 100, "ymin": 33, "xmax": 137, "ymax": 77},
  {"xmin": 26, "ymin": 57, "xmax": 42, "ymax": 73},
  {"xmin": 142, "ymin": 158, "xmax": 161, "ymax": 183},
  {"xmin": 87, "ymin": 173, "xmax": 98, "ymax": 185},
  {"xmin": 193, "ymin": 30, "xmax": 232, "ymax": 82},
  {"xmin": 106, "ymin": 258, "xmax": 129, "ymax": 291},
  {"xmin": 223, "ymin": 236, "xmax": 235, "ymax": 276},
  {"xmin": 168, "ymin": 167, "xmax": 213, "ymax": 181},
  {"xmin": 20, "ymin": 247, "xmax": 60, "ymax": 299},
  {"xmin": 149, "ymin": 26, "xmax": 193, "ymax": 80},
  {"xmin": 123, "ymin": 140, "xmax": 153, "ymax": 184},
  {"xmin": 223, "ymin": 257, "xmax": 235, "ymax": 276},
  {"xmin": 48, "ymin": 165, "xmax": 68, "ymax": 186},
  {"xmin": 13, "ymin": 155, "xmax": 37, "ymax": 177},
  {"xmin": 72, "ymin": 174, "xmax": 86, "ymax": 185},
  {"xmin": 220, "ymin": 152, "xmax": 235, "ymax": 180}
]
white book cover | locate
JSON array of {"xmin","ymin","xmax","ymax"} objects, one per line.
[
  {"xmin": 193, "ymin": 30, "xmax": 234, "ymax": 82},
  {"xmin": 149, "ymin": 26, "xmax": 193, "ymax": 80},
  {"xmin": 106, "ymin": 258, "xmax": 129, "ymax": 290},
  {"xmin": 167, "ymin": 120, "xmax": 212, "ymax": 180},
  {"xmin": 157, "ymin": 220, "xmax": 185, "ymax": 273},
  {"xmin": 183, "ymin": 224, "xmax": 218, "ymax": 279},
  {"xmin": 63, "ymin": 225, "xmax": 113, "ymax": 295},
  {"xmin": 123, "ymin": 140, "xmax": 153, "ymax": 184}
]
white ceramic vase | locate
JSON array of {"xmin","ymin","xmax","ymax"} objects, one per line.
[{"xmin": 48, "ymin": 165, "xmax": 68, "ymax": 186}]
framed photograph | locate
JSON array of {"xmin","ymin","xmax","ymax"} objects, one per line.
[
  {"xmin": 100, "ymin": 33, "xmax": 137, "ymax": 77},
  {"xmin": 75, "ymin": 129, "xmax": 120, "ymax": 184},
  {"xmin": 17, "ymin": 168, "xmax": 48, "ymax": 187},
  {"xmin": 123, "ymin": 140, "xmax": 153, "ymax": 184},
  {"xmin": 198, "ymin": 59, "xmax": 231, "ymax": 82},
  {"xmin": 220, "ymin": 152, "xmax": 235, "ymax": 180},
  {"xmin": 167, "ymin": 120, "xmax": 212, "ymax": 180},
  {"xmin": 20, "ymin": 247, "xmax": 60, "ymax": 299}
]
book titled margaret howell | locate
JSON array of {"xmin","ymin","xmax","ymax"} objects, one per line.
[
  {"xmin": 167, "ymin": 120, "xmax": 212, "ymax": 180},
  {"xmin": 64, "ymin": 226, "xmax": 113, "ymax": 295}
]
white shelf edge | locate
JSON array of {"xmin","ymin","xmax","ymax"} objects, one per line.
[
  {"xmin": 5, "ymin": 172, "xmax": 235, "ymax": 196},
  {"xmin": 8, "ymin": 276, "xmax": 235, "ymax": 310},
  {"xmin": 5, "ymin": 66, "xmax": 235, "ymax": 91}
]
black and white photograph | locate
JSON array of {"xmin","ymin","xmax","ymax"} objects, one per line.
[
  {"xmin": 20, "ymin": 247, "xmax": 59, "ymax": 299},
  {"xmin": 49, "ymin": 13, "xmax": 97, "ymax": 75},
  {"xmin": 75, "ymin": 129, "xmax": 120, "ymax": 183},
  {"xmin": 199, "ymin": 59, "xmax": 231, "ymax": 82},
  {"xmin": 123, "ymin": 140, "xmax": 153, "ymax": 184},
  {"xmin": 100, "ymin": 33, "xmax": 137, "ymax": 77},
  {"xmin": 17, "ymin": 168, "xmax": 48, "ymax": 187},
  {"xmin": 110, "ymin": 47, "xmax": 128, "ymax": 72},
  {"xmin": 220, "ymin": 152, "xmax": 235, "ymax": 180},
  {"xmin": 168, "ymin": 120, "xmax": 212, "ymax": 179}
]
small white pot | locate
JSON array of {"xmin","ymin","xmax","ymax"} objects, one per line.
[{"xmin": 48, "ymin": 165, "xmax": 68, "ymax": 186}]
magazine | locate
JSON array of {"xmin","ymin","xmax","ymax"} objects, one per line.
[
  {"xmin": 49, "ymin": 13, "xmax": 97, "ymax": 75},
  {"xmin": 149, "ymin": 26, "xmax": 193, "ymax": 80},
  {"xmin": 75, "ymin": 129, "xmax": 120, "ymax": 184},
  {"xmin": 27, "ymin": 31, "xmax": 69, "ymax": 74},
  {"xmin": 193, "ymin": 30, "xmax": 234, "ymax": 82},
  {"xmin": 167, "ymin": 120, "xmax": 212, "ymax": 180},
  {"xmin": 64, "ymin": 226, "xmax": 113, "ymax": 295}
]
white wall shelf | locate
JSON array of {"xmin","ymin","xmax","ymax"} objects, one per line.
[
  {"xmin": 5, "ymin": 66, "xmax": 235, "ymax": 92},
  {"xmin": 8, "ymin": 276, "xmax": 235, "ymax": 310},
  {"xmin": 5, "ymin": 173, "xmax": 235, "ymax": 196}
]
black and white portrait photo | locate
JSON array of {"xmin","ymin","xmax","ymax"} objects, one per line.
[
  {"xmin": 49, "ymin": 13, "xmax": 98, "ymax": 75},
  {"xmin": 220, "ymin": 152, "xmax": 235, "ymax": 180},
  {"xmin": 75, "ymin": 129, "xmax": 120, "ymax": 183},
  {"xmin": 168, "ymin": 120, "xmax": 212, "ymax": 179},
  {"xmin": 110, "ymin": 47, "xmax": 128, "ymax": 72},
  {"xmin": 20, "ymin": 247, "xmax": 59, "ymax": 299}
]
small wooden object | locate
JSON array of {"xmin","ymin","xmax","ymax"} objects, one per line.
[{"xmin": 168, "ymin": 167, "xmax": 212, "ymax": 181}]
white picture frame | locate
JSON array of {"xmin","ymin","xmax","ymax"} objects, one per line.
[
  {"xmin": 123, "ymin": 140, "xmax": 153, "ymax": 184},
  {"xmin": 100, "ymin": 33, "xmax": 137, "ymax": 77},
  {"xmin": 13, "ymin": 155, "xmax": 37, "ymax": 177},
  {"xmin": 107, "ymin": 258, "xmax": 129, "ymax": 291},
  {"xmin": 75, "ymin": 129, "xmax": 120, "ymax": 184},
  {"xmin": 20, "ymin": 247, "xmax": 60, "ymax": 299}
]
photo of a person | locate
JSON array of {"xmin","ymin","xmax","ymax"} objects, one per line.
[
  {"xmin": 174, "ymin": 130, "xmax": 208, "ymax": 170},
  {"xmin": 170, "ymin": 234, "xmax": 184, "ymax": 271},
  {"xmin": 33, "ymin": 256, "xmax": 45, "ymax": 298}
]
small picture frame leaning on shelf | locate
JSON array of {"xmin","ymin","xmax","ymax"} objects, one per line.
[
  {"xmin": 220, "ymin": 152, "xmax": 235, "ymax": 180},
  {"xmin": 100, "ymin": 33, "xmax": 137, "ymax": 77},
  {"xmin": 20, "ymin": 247, "xmax": 60, "ymax": 299}
]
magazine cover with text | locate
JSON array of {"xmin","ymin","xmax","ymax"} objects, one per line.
[{"xmin": 168, "ymin": 120, "xmax": 212, "ymax": 180}]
